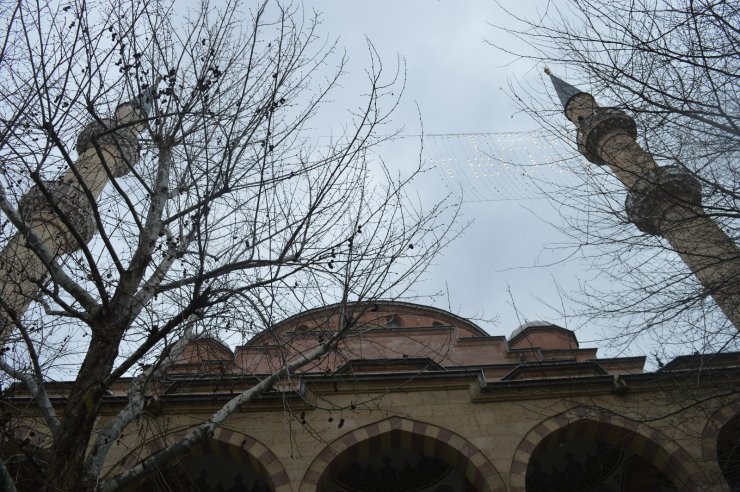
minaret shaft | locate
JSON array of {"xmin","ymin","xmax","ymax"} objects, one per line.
[
  {"xmin": 0, "ymin": 102, "xmax": 147, "ymax": 340},
  {"xmin": 550, "ymin": 73, "xmax": 740, "ymax": 329},
  {"xmin": 599, "ymin": 133, "xmax": 658, "ymax": 189}
]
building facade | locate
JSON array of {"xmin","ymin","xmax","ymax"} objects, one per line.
[{"xmin": 9, "ymin": 301, "xmax": 737, "ymax": 491}]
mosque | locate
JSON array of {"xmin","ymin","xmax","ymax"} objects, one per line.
[{"xmin": 7, "ymin": 300, "xmax": 740, "ymax": 491}]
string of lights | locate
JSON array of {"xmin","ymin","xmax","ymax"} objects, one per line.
[
  {"xmin": 303, "ymin": 130, "xmax": 588, "ymax": 203},
  {"xmin": 421, "ymin": 131, "xmax": 586, "ymax": 202}
]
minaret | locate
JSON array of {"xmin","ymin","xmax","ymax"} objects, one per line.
[
  {"xmin": 0, "ymin": 85, "xmax": 157, "ymax": 340},
  {"xmin": 546, "ymin": 69, "xmax": 740, "ymax": 329}
]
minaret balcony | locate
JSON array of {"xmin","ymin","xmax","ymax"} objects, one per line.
[
  {"xmin": 625, "ymin": 165, "xmax": 703, "ymax": 235},
  {"xmin": 76, "ymin": 118, "xmax": 140, "ymax": 175},
  {"xmin": 576, "ymin": 107, "xmax": 637, "ymax": 166}
]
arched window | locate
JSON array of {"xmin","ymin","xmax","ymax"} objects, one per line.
[{"xmin": 385, "ymin": 314, "xmax": 402, "ymax": 328}]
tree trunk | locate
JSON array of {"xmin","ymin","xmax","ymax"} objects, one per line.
[{"xmin": 44, "ymin": 327, "xmax": 121, "ymax": 491}]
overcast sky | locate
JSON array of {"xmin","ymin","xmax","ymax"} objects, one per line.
[{"xmin": 296, "ymin": 1, "xmax": 615, "ymax": 349}]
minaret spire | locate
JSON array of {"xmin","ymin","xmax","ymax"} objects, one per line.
[
  {"xmin": 544, "ymin": 68, "xmax": 585, "ymax": 110},
  {"xmin": 547, "ymin": 69, "xmax": 740, "ymax": 330}
]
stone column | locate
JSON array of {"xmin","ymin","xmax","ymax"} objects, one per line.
[
  {"xmin": 0, "ymin": 100, "xmax": 148, "ymax": 340},
  {"xmin": 548, "ymin": 71, "xmax": 740, "ymax": 329}
]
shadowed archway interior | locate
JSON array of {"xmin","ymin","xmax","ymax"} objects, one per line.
[
  {"xmin": 717, "ymin": 414, "xmax": 740, "ymax": 491},
  {"xmin": 525, "ymin": 421, "xmax": 678, "ymax": 492},
  {"xmin": 317, "ymin": 428, "xmax": 479, "ymax": 492},
  {"xmin": 137, "ymin": 438, "xmax": 273, "ymax": 492}
]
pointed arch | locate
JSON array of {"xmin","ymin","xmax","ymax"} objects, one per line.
[
  {"xmin": 702, "ymin": 403, "xmax": 740, "ymax": 490},
  {"xmin": 115, "ymin": 426, "xmax": 291, "ymax": 492},
  {"xmin": 701, "ymin": 402, "xmax": 739, "ymax": 462},
  {"xmin": 299, "ymin": 416, "xmax": 505, "ymax": 492},
  {"xmin": 508, "ymin": 408, "xmax": 704, "ymax": 492}
]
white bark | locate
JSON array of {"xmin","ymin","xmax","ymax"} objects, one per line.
[
  {"xmin": 84, "ymin": 324, "xmax": 197, "ymax": 482},
  {"xmin": 98, "ymin": 338, "xmax": 336, "ymax": 492},
  {"xmin": 110, "ymin": 146, "xmax": 173, "ymax": 316},
  {"xmin": 0, "ymin": 358, "xmax": 60, "ymax": 436}
]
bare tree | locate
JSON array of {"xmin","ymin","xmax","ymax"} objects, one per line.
[
  {"xmin": 489, "ymin": 0, "xmax": 740, "ymax": 356},
  {"xmin": 0, "ymin": 1, "xmax": 455, "ymax": 490}
]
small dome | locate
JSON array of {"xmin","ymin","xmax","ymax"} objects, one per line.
[
  {"xmin": 509, "ymin": 320, "xmax": 557, "ymax": 340},
  {"xmin": 176, "ymin": 336, "xmax": 234, "ymax": 364}
]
